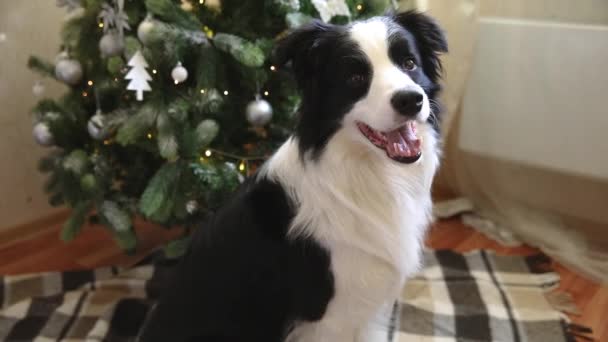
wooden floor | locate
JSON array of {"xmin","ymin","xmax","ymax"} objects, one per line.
[{"xmin": 0, "ymin": 217, "xmax": 606, "ymax": 341}]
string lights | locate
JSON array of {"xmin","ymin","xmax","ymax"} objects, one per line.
[{"xmin": 198, "ymin": 148, "xmax": 267, "ymax": 174}]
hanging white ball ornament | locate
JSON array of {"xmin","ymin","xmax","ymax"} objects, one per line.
[
  {"xmin": 33, "ymin": 122, "xmax": 54, "ymax": 146},
  {"xmin": 99, "ymin": 32, "xmax": 124, "ymax": 58},
  {"xmin": 171, "ymin": 62, "xmax": 188, "ymax": 84},
  {"xmin": 137, "ymin": 15, "xmax": 156, "ymax": 45},
  {"xmin": 55, "ymin": 57, "xmax": 83, "ymax": 85},
  {"xmin": 87, "ymin": 111, "xmax": 108, "ymax": 140},
  {"xmin": 186, "ymin": 200, "xmax": 199, "ymax": 214},
  {"xmin": 32, "ymin": 81, "xmax": 46, "ymax": 97},
  {"xmin": 246, "ymin": 97, "xmax": 273, "ymax": 126}
]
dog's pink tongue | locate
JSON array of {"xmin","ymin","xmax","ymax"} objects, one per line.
[{"xmin": 386, "ymin": 122, "xmax": 421, "ymax": 159}]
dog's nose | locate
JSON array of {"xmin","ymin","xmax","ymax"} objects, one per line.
[{"xmin": 391, "ymin": 90, "xmax": 424, "ymax": 117}]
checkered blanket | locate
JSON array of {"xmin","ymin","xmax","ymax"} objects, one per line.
[{"xmin": 0, "ymin": 250, "xmax": 584, "ymax": 341}]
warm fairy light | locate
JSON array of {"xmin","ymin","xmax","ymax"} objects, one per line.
[
  {"xmin": 103, "ymin": 140, "xmax": 110, "ymax": 145},
  {"xmin": 199, "ymin": 0, "xmax": 204, "ymax": 3},
  {"xmin": 239, "ymin": 162, "xmax": 246, "ymax": 172},
  {"xmin": 152, "ymin": 69, "xmax": 157, "ymax": 74},
  {"xmin": 99, "ymin": 22, "xmax": 104, "ymax": 28},
  {"xmin": 264, "ymin": 91, "xmax": 269, "ymax": 96},
  {"xmin": 205, "ymin": 149, "xmax": 212, "ymax": 157},
  {"xmin": 174, "ymin": 80, "xmax": 179, "ymax": 85},
  {"xmin": 147, "ymin": 133, "xmax": 153, "ymax": 139},
  {"xmin": 87, "ymin": 80, "xmax": 94, "ymax": 86},
  {"xmin": 223, "ymin": 90, "xmax": 229, "ymax": 95},
  {"xmin": 114, "ymin": 78, "xmax": 118, "ymax": 82},
  {"xmin": 357, "ymin": 4, "xmax": 363, "ymax": 11},
  {"xmin": 82, "ymin": 91, "xmax": 88, "ymax": 97},
  {"xmin": 203, "ymin": 25, "xmax": 214, "ymax": 38},
  {"xmin": 200, "ymin": 89, "xmax": 206, "ymax": 94},
  {"xmin": 270, "ymin": 65, "xmax": 276, "ymax": 71},
  {"xmin": 199, "ymin": 156, "xmax": 205, "ymax": 162}
]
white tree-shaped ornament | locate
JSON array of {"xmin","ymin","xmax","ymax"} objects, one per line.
[{"xmin": 125, "ymin": 50, "xmax": 152, "ymax": 101}]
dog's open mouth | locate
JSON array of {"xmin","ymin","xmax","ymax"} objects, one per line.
[{"xmin": 357, "ymin": 121, "xmax": 422, "ymax": 164}]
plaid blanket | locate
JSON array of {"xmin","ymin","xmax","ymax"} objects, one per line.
[{"xmin": 0, "ymin": 250, "xmax": 583, "ymax": 342}]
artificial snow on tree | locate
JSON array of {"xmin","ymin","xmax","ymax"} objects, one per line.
[
  {"xmin": 125, "ymin": 50, "xmax": 152, "ymax": 101},
  {"xmin": 28, "ymin": 0, "xmax": 393, "ymax": 255},
  {"xmin": 312, "ymin": 0, "xmax": 351, "ymax": 22}
]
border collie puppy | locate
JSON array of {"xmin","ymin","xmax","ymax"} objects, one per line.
[{"xmin": 138, "ymin": 11, "xmax": 447, "ymax": 342}]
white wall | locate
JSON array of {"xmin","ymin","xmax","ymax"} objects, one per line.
[
  {"xmin": 480, "ymin": 0, "xmax": 608, "ymax": 25},
  {"xmin": 461, "ymin": 18, "xmax": 608, "ymax": 181},
  {"xmin": 0, "ymin": 1, "xmax": 66, "ymax": 230}
]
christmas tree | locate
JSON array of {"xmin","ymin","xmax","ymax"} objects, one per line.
[{"xmin": 28, "ymin": 0, "xmax": 394, "ymax": 255}]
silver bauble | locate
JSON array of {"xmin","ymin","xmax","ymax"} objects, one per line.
[
  {"xmin": 171, "ymin": 62, "xmax": 188, "ymax": 84},
  {"xmin": 87, "ymin": 112, "xmax": 108, "ymax": 140},
  {"xmin": 55, "ymin": 58, "xmax": 83, "ymax": 85},
  {"xmin": 137, "ymin": 16, "xmax": 155, "ymax": 45},
  {"xmin": 33, "ymin": 122, "xmax": 54, "ymax": 146},
  {"xmin": 99, "ymin": 32, "xmax": 125, "ymax": 58},
  {"xmin": 186, "ymin": 200, "xmax": 199, "ymax": 214},
  {"xmin": 246, "ymin": 98, "xmax": 273, "ymax": 126}
]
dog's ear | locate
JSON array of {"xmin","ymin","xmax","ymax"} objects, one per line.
[
  {"xmin": 273, "ymin": 21, "xmax": 333, "ymax": 85},
  {"xmin": 393, "ymin": 11, "xmax": 448, "ymax": 82}
]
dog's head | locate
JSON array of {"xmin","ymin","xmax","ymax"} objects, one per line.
[{"xmin": 275, "ymin": 11, "xmax": 447, "ymax": 164}]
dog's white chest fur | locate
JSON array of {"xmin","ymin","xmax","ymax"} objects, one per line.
[{"xmin": 261, "ymin": 126, "xmax": 438, "ymax": 342}]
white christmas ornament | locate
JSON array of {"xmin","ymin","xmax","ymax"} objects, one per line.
[
  {"xmin": 55, "ymin": 56, "xmax": 83, "ymax": 85},
  {"xmin": 99, "ymin": 32, "xmax": 124, "ymax": 57},
  {"xmin": 33, "ymin": 122, "xmax": 54, "ymax": 146},
  {"xmin": 171, "ymin": 62, "xmax": 188, "ymax": 84},
  {"xmin": 125, "ymin": 50, "xmax": 152, "ymax": 101},
  {"xmin": 32, "ymin": 81, "xmax": 46, "ymax": 97},
  {"xmin": 99, "ymin": 0, "xmax": 131, "ymax": 36},
  {"xmin": 137, "ymin": 15, "xmax": 156, "ymax": 45},
  {"xmin": 186, "ymin": 200, "xmax": 199, "ymax": 214},
  {"xmin": 311, "ymin": 0, "xmax": 351, "ymax": 22},
  {"xmin": 87, "ymin": 111, "xmax": 108, "ymax": 140},
  {"xmin": 246, "ymin": 97, "xmax": 273, "ymax": 126}
]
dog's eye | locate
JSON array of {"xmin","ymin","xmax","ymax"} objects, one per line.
[
  {"xmin": 347, "ymin": 74, "xmax": 367, "ymax": 87},
  {"xmin": 403, "ymin": 59, "xmax": 417, "ymax": 71}
]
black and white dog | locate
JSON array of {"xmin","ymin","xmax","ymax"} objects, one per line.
[{"xmin": 139, "ymin": 11, "xmax": 447, "ymax": 342}]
